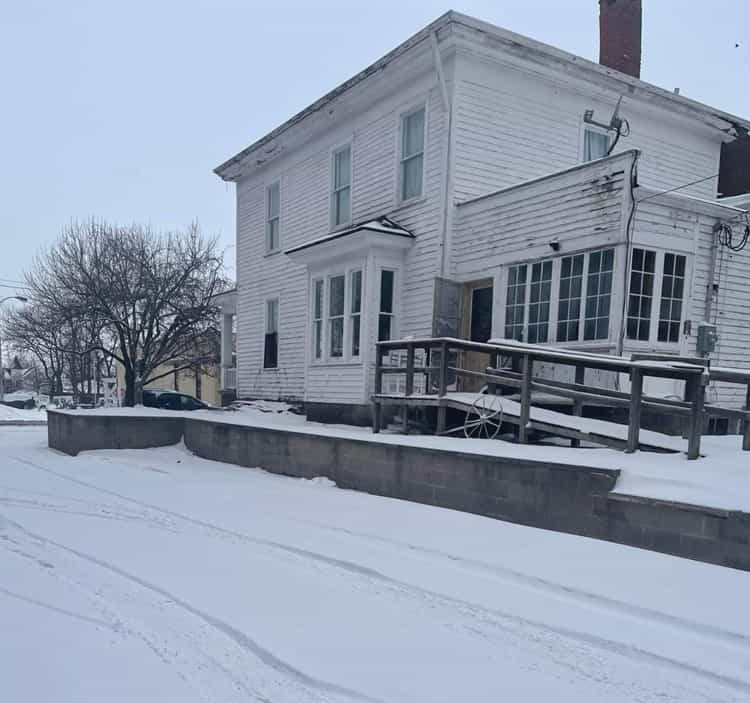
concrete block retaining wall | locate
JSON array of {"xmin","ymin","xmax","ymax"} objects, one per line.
[{"xmin": 46, "ymin": 410, "xmax": 750, "ymax": 571}]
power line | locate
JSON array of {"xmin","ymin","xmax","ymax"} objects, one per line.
[{"xmin": 637, "ymin": 173, "xmax": 720, "ymax": 203}]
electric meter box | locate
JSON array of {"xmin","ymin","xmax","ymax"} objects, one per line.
[{"xmin": 696, "ymin": 323, "xmax": 718, "ymax": 356}]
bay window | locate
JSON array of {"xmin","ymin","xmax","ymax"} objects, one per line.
[
  {"xmin": 310, "ymin": 268, "xmax": 364, "ymax": 363},
  {"xmin": 312, "ymin": 279, "xmax": 323, "ymax": 360},
  {"xmin": 350, "ymin": 270, "xmax": 362, "ymax": 357},
  {"xmin": 329, "ymin": 275, "xmax": 345, "ymax": 358},
  {"xmin": 378, "ymin": 269, "xmax": 396, "ymax": 341}
]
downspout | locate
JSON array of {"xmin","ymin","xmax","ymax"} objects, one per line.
[
  {"xmin": 431, "ymin": 30, "xmax": 453, "ymax": 278},
  {"xmin": 616, "ymin": 150, "xmax": 641, "ymax": 357},
  {"xmin": 703, "ymin": 222, "xmax": 720, "ymax": 324}
]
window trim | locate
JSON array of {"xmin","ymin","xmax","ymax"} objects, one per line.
[
  {"xmin": 397, "ymin": 103, "xmax": 427, "ymax": 204},
  {"xmin": 262, "ymin": 297, "xmax": 279, "ymax": 370},
  {"xmin": 330, "ymin": 142, "xmax": 353, "ymax": 229},
  {"xmin": 265, "ymin": 180, "xmax": 281, "ymax": 254},
  {"xmin": 312, "ymin": 278, "xmax": 324, "ymax": 361}
]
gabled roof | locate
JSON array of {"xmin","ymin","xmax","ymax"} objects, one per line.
[
  {"xmin": 215, "ymin": 10, "xmax": 750, "ymax": 181},
  {"xmin": 284, "ymin": 216, "xmax": 413, "ymax": 256}
]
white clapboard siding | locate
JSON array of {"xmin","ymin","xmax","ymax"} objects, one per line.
[
  {"xmin": 235, "ymin": 72, "xmax": 449, "ymax": 404},
  {"xmin": 451, "ymin": 152, "xmax": 633, "ymax": 280},
  {"xmin": 451, "ymin": 53, "xmax": 723, "ymax": 204},
  {"xmin": 691, "ymin": 216, "xmax": 750, "ymax": 408}
]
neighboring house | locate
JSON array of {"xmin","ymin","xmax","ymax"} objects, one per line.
[
  {"xmin": 115, "ymin": 362, "xmax": 221, "ymax": 406},
  {"xmin": 214, "ymin": 4, "xmax": 750, "ymax": 422}
]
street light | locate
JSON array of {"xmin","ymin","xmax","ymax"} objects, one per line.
[{"xmin": 0, "ymin": 295, "xmax": 29, "ymax": 403}]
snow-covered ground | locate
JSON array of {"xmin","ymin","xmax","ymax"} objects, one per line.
[
  {"xmin": 0, "ymin": 403, "xmax": 46, "ymax": 422},
  {"xmin": 2, "ymin": 425, "xmax": 750, "ymax": 702},
  {"xmin": 61, "ymin": 403, "xmax": 750, "ymax": 513}
]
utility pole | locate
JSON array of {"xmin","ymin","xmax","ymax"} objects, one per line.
[{"xmin": 0, "ymin": 295, "xmax": 29, "ymax": 402}]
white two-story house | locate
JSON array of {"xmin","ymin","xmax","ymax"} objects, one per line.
[{"xmin": 215, "ymin": 5, "xmax": 750, "ymax": 423}]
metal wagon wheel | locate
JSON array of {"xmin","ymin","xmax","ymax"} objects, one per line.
[{"xmin": 464, "ymin": 395, "xmax": 503, "ymax": 439}]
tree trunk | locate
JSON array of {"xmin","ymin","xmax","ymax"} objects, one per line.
[{"xmin": 124, "ymin": 366, "xmax": 135, "ymax": 407}]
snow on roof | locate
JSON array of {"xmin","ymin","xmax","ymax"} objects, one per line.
[{"xmin": 284, "ymin": 216, "xmax": 413, "ymax": 255}]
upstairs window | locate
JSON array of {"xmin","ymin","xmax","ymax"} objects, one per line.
[
  {"xmin": 263, "ymin": 298, "xmax": 279, "ymax": 369},
  {"xmin": 378, "ymin": 270, "xmax": 396, "ymax": 341},
  {"xmin": 400, "ymin": 107, "xmax": 425, "ymax": 201},
  {"xmin": 265, "ymin": 181, "xmax": 280, "ymax": 253},
  {"xmin": 332, "ymin": 145, "xmax": 352, "ymax": 227},
  {"xmin": 583, "ymin": 128, "xmax": 610, "ymax": 162}
]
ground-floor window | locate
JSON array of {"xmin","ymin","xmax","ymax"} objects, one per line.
[
  {"xmin": 504, "ymin": 248, "xmax": 614, "ymax": 344},
  {"xmin": 626, "ymin": 248, "xmax": 686, "ymax": 344},
  {"xmin": 263, "ymin": 298, "xmax": 279, "ymax": 369},
  {"xmin": 310, "ymin": 267, "xmax": 364, "ymax": 363},
  {"xmin": 378, "ymin": 269, "xmax": 396, "ymax": 341}
]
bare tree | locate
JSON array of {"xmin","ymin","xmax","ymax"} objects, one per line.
[{"xmin": 26, "ymin": 220, "xmax": 225, "ymax": 405}]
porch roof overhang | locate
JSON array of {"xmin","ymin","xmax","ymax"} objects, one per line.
[
  {"xmin": 284, "ymin": 217, "xmax": 414, "ymax": 266},
  {"xmin": 212, "ymin": 287, "xmax": 237, "ymax": 315},
  {"xmin": 635, "ymin": 187, "xmax": 749, "ymax": 220}
]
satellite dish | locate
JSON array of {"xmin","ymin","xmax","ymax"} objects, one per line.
[{"xmin": 584, "ymin": 95, "xmax": 625, "ymax": 132}]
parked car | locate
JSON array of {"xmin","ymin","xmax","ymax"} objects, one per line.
[{"xmin": 142, "ymin": 389, "xmax": 209, "ymax": 411}]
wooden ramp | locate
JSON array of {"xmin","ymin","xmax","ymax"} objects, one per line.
[{"xmin": 374, "ymin": 392, "xmax": 685, "ymax": 453}]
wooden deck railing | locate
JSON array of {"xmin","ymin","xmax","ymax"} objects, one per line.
[{"xmin": 372, "ymin": 337, "xmax": 750, "ymax": 459}]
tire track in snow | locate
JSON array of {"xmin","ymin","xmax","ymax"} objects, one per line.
[
  {"xmin": 10, "ymin": 454, "xmax": 750, "ymax": 699},
  {"xmin": 0, "ymin": 514, "xmax": 384, "ymax": 703},
  {"xmin": 305, "ymin": 521, "xmax": 750, "ymax": 648}
]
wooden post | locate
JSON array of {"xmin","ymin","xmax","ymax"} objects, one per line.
[
  {"xmin": 519, "ymin": 353, "xmax": 532, "ymax": 444},
  {"xmin": 436, "ymin": 405, "xmax": 447, "ymax": 435},
  {"xmin": 438, "ymin": 341, "xmax": 449, "ymax": 397},
  {"xmin": 571, "ymin": 362, "xmax": 585, "ymax": 448},
  {"xmin": 372, "ymin": 345, "xmax": 383, "ymax": 434},
  {"xmin": 626, "ymin": 367, "xmax": 643, "ymax": 453},
  {"xmin": 682, "ymin": 376, "xmax": 698, "ymax": 440},
  {"xmin": 372, "ymin": 401, "xmax": 382, "ymax": 434},
  {"xmin": 687, "ymin": 373, "xmax": 706, "ymax": 460},
  {"xmin": 405, "ymin": 343, "xmax": 415, "ymax": 396},
  {"xmin": 488, "ymin": 350, "xmax": 499, "ymax": 395},
  {"xmin": 744, "ymin": 385, "xmax": 750, "ymax": 451}
]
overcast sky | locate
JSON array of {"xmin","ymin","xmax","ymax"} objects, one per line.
[{"xmin": 1, "ymin": 0, "xmax": 748, "ymax": 293}]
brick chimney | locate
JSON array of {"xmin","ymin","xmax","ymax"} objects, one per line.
[{"xmin": 599, "ymin": 0, "xmax": 642, "ymax": 78}]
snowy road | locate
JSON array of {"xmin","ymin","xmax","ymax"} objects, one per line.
[{"xmin": 2, "ymin": 426, "xmax": 750, "ymax": 702}]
